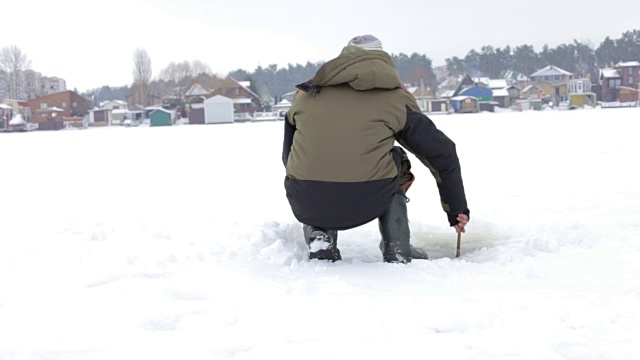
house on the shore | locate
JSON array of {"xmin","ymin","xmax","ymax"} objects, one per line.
[
  {"xmin": 210, "ymin": 77, "xmax": 262, "ymax": 120},
  {"xmin": 600, "ymin": 61, "xmax": 640, "ymax": 104}
]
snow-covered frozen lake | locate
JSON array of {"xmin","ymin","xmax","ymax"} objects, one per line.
[{"xmin": 1, "ymin": 107, "xmax": 639, "ymax": 359}]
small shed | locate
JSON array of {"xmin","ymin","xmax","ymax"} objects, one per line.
[
  {"xmin": 450, "ymin": 96, "xmax": 479, "ymax": 113},
  {"xmin": 144, "ymin": 106, "xmax": 163, "ymax": 119},
  {"xmin": 204, "ymin": 95, "xmax": 234, "ymax": 124},
  {"xmin": 492, "ymin": 88, "xmax": 510, "ymax": 108},
  {"xmin": 479, "ymin": 101, "xmax": 498, "ymax": 112},
  {"xmin": 425, "ymin": 99, "xmax": 449, "ymax": 113},
  {"xmin": 150, "ymin": 108, "xmax": 174, "ymax": 127},
  {"xmin": 89, "ymin": 109, "xmax": 111, "ymax": 127},
  {"xmin": 619, "ymin": 87, "xmax": 639, "ymax": 103},
  {"xmin": 189, "ymin": 103, "xmax": 205, "ymax": 124},
  {"xmin": 569, "ymin": 93, "xmax": 597, "ymax": 107}
]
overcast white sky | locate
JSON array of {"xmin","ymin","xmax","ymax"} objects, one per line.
[{"xmin": 3, "ymin": 0, "xmax": 639, "ymax": 92}]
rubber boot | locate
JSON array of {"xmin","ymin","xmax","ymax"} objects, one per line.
[
  {"xmin": 378, "ymin": 242, "xmax": 429, "ymax": 260},
  {"xmin": 378, "ymin": 193, "xmax": 412, "ymax": 263},
  {"xmin": 303, "ymin": 224, "xmax": 341, "ymax": 261}
]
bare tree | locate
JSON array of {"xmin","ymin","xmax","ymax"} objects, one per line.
[
  {"xmin": 190, "ymin": 60, "xmax": 211, "ymax": 76},
  {"xmin": 158, "ymin": 60, "xmax": 208, "ymax": 100},
  {"xmin": 132, "ymin": 48, "xmax": 152, "ymax": 106},
  {"xmin": 0, "ymin": 45, "xmax": 31, "ymax": 100}
]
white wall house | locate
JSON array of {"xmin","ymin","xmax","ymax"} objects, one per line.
[{"xmin": 273, "ymin": 99, "xmax": 292, "ymax": 120}]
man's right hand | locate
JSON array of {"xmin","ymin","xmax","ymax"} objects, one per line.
[{"xmin": 454, "ymin": 213, "xmax": 469, "ymax": 233}]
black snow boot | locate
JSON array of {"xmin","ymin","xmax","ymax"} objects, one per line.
[
  {"xmin": 378, "ymin": 241, "xmax": 429, "ymax": 260},
  {"xmin": 378, "ymin": 193, "xmax": 413, "ymax": 263},
  {"xmin": 410, "ymin": 245, "xmax": 429, "ymax": 260},
  {"xmin": 303, "ymin": 225, "xmax": 341, "ymax": 261}
]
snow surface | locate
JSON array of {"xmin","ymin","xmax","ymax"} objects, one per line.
[{"xmin": 1, "ymin": 108, "xmax": 639, "ymax": 359}]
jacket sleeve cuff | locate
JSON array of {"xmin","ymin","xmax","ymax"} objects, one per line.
[{"xmin": 448, "ymin": 208, "xmax": 470, "ymax": 227}]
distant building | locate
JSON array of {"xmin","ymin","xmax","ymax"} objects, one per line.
[
  {"xmin": 150, "ymin": 108, "xmax": 175, "ymax": 127},
  {"xmin": 521, "ymin": 84, "xmax": 549, "ymax": 100},
  {"xmin": 23, "ymin": 70, "xmax": 44, "ymax": 100},
  {"xmin": 28, "ymin": 90, "xmax": 92, "ymax": 121},
  {"xmin": 211, "ymin": 77, "xmax": 262, "ymax": 115},
  {"xmin": 492, "ymin": 86, "xmax": 520, "ymax": 108},
  {"xmin": 204, "ymin": 95, "xmax": 234, "ymax": 124},
  {"xmin": 281, "ymin": 90, "xmax": 297, "ymax": 103},
  {"xmin": 450, "ymin": 96, "xmax": 479, "ymax": 113},
  {"xmin": 45, "ymin": 76, "xmax": 67, "ymax": 94},
  {"xmin": 600, "ymin": 61, "xmax": 640, "ymax": 103},
  {"xmin": 529, "ymin": 65, "xmax": 573, "ymax": 85},
  {"xmin": 184, "ymin": 81, "xmax": 213, "ymax": 106},
  {"xmin": 567, "ymin": 79, "xmax": 597, "ymax": 107}
]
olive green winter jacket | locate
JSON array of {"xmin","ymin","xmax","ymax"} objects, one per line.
[{"xmin": 283, "ymin": 48, "xmax": 469, "ymax": 230}]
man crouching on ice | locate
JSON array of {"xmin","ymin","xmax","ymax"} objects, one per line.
[{"xmin": 282, "ymin": 35, "xmax": 470, "ymax": 263}]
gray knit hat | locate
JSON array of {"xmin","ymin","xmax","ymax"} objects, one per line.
[{"xmin": 347, "ymin": 35, "xmax": 383, "ymax": 51}]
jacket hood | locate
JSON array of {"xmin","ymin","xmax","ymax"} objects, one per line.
[{"xmin": 313, "ymin": 49, "xmax": 402, "ymax": 91}]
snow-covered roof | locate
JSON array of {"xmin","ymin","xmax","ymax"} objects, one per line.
[
  {"xmin": 38, "ymin": 107, "xmax": 65, "ymax": 112},
  {"xmin": 129, "ymin": 105, "xmax": 145, "ymax": 111},
  {"xmin": 273, "ymin": 100, "xmax": 292, "ymax": 109},
  {"xmin": 441, "ymin": 90, "xmax": 455, "ymax": 98},
  {"xmin": 617, "ymin": 61, "xmax": 640, "ymax": 67},
  {"xmin": 150, "ymin": 108, "xmax": 174, "ymax": 115},
  {"xmin": 601, "ymin": 68, "xmax": 620, "ymax": 78},
  {"xmin": 100, "ymin": 100, "xmax": 127, "ymax": 107},
  {"xmin": 530, "ymin": 65, "xmax": 573, "ymax": 77},
  {"xmin": 451, "ymin": 96, "xmax": 476, "ymax": 101},
  {"xmin": 205, "ymin": 95, "xmax": 233, "ymax": 103},
  {"xmin": 185, "ymin": 83, "xmax": 211, "ymax": 96},
  {"xmin": 487, "ymin": 79, "xmax": 509, "ymax": 89},
  {"xmin": 492, "ymin": 89, "xmax": 509, "ymax": 97},
  {"xmin": 0, "ymin": 104, "xmax": 12, "ymax": 110},
  {"xmin": 439, "ymin": 77, "xmax": 459, "ymax": 87}
]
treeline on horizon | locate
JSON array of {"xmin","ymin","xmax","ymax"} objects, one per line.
[{"xmin": 90, "ymin": 29, "xmax": 640, "ymax": 103}]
